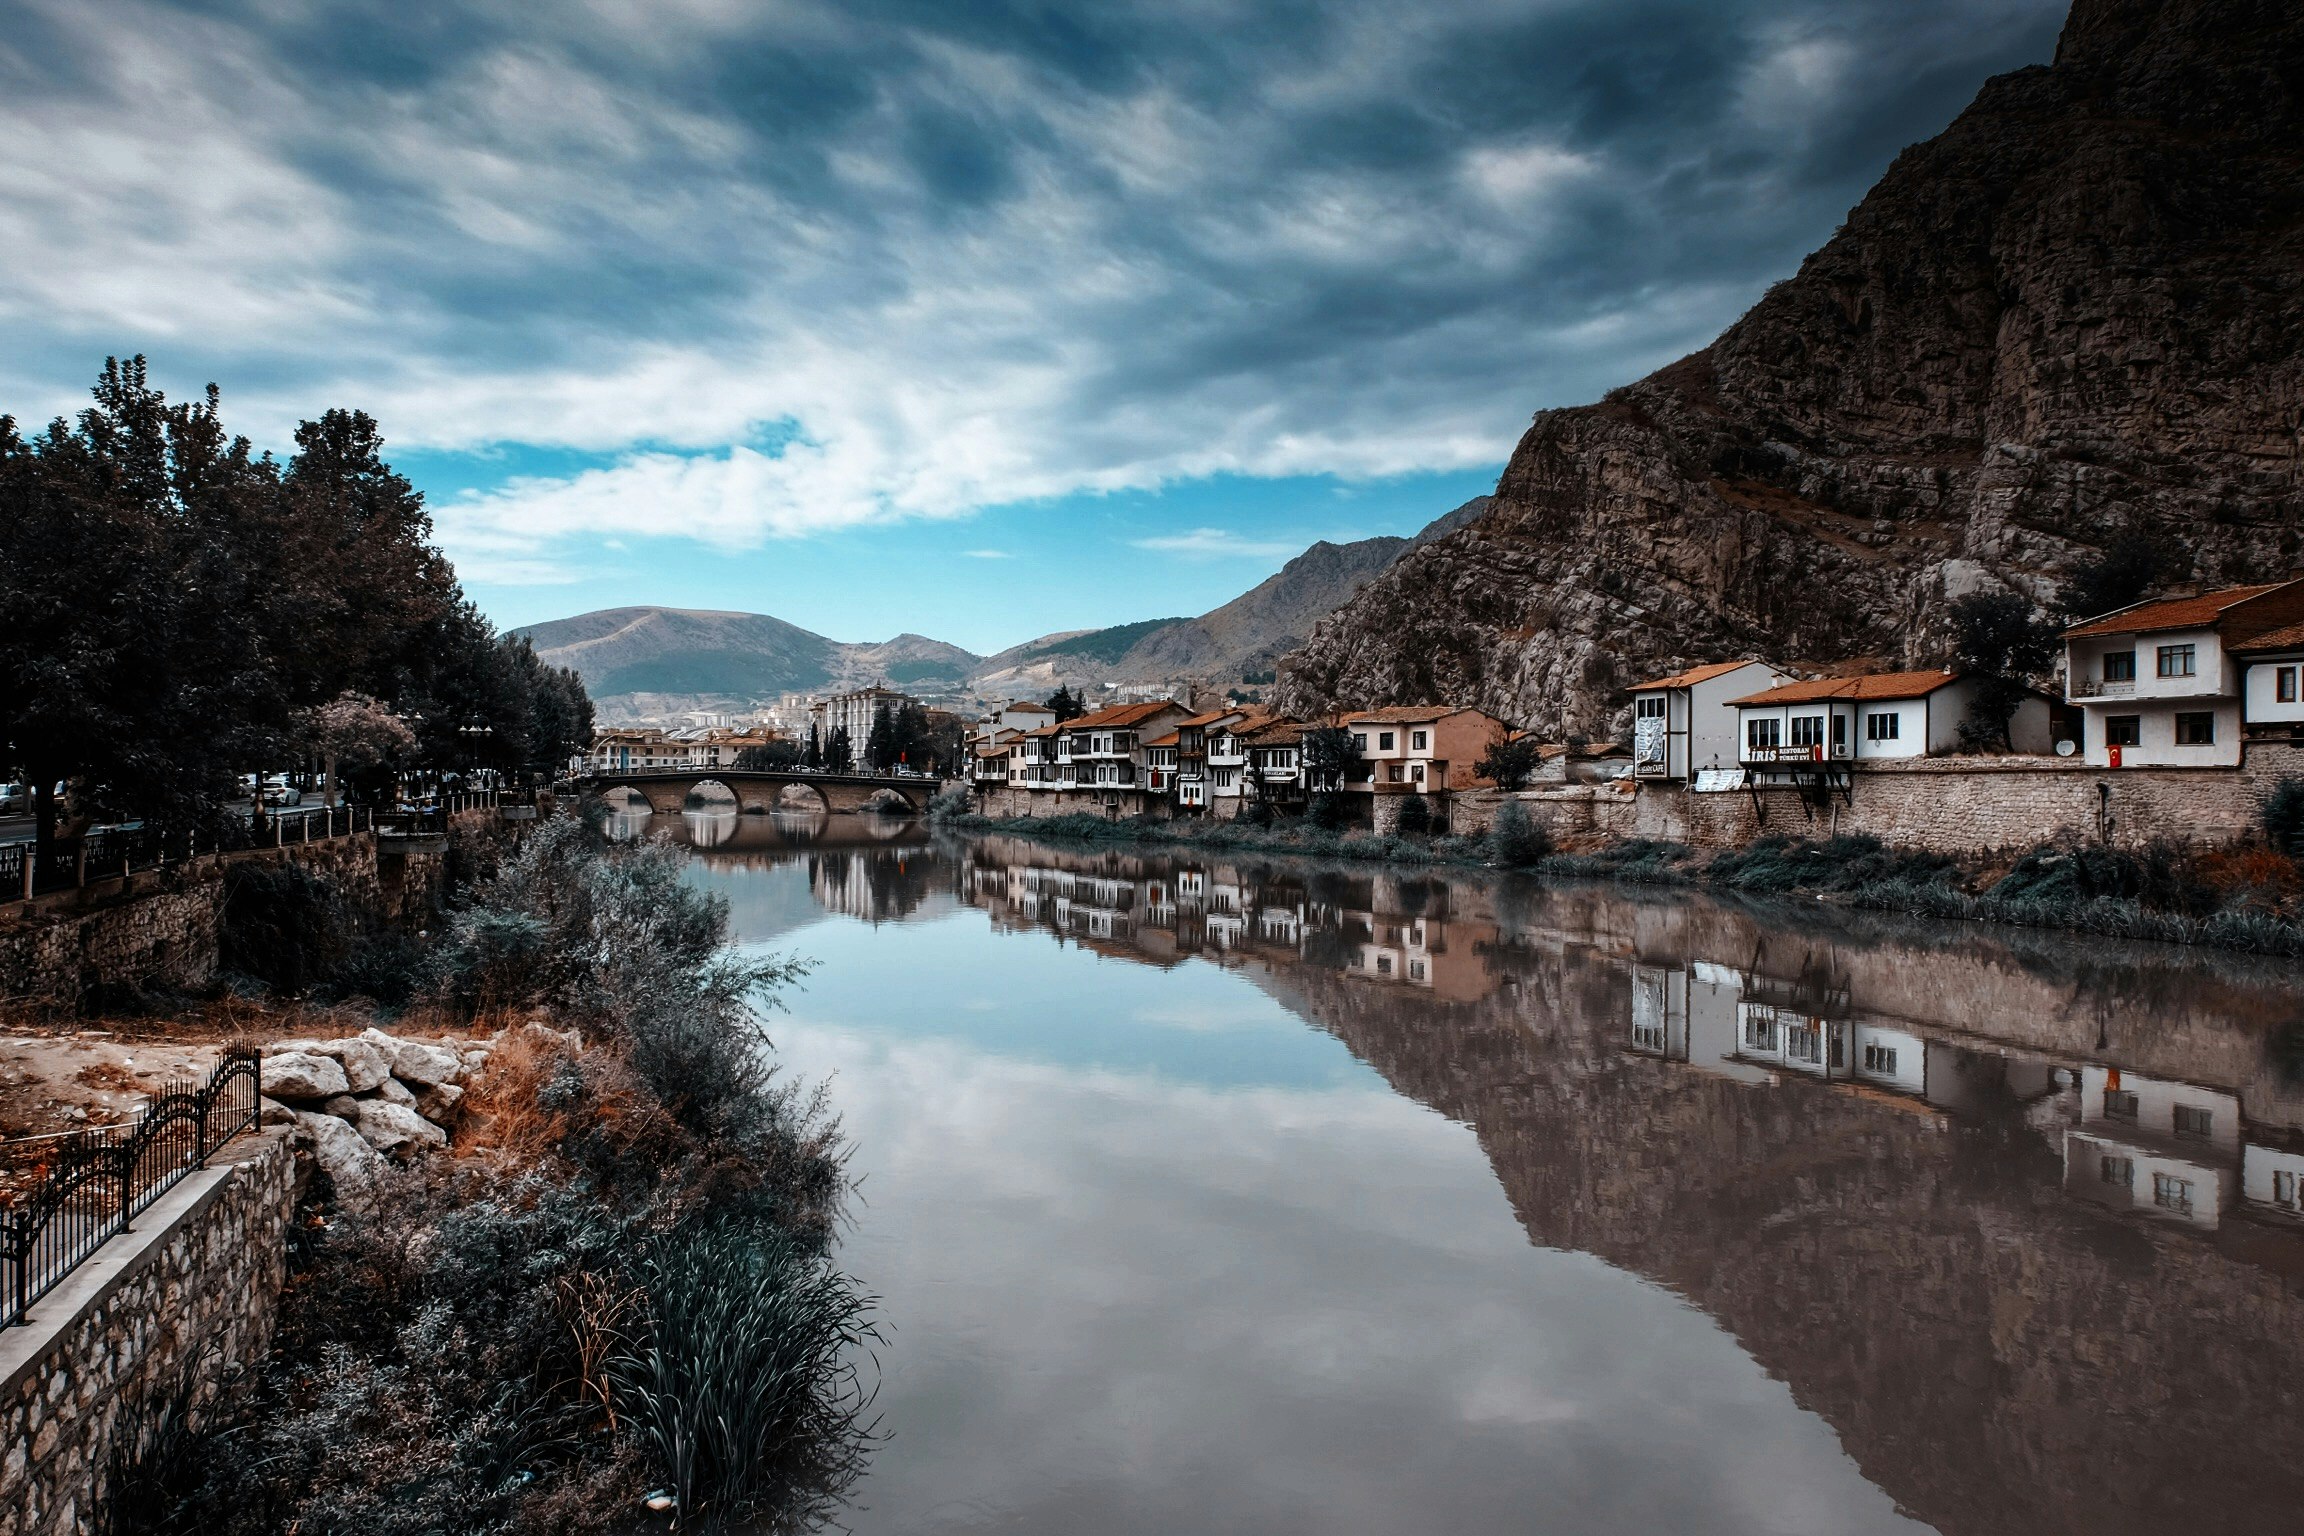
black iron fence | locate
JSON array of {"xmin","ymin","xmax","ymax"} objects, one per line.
[
  {"xmin": 1, "ymin": 806, "xmax": 377, "ymax": 903},
  {"xmin": 0, "ymin": 1048, "xmax": 261, "ymax": 1328}
]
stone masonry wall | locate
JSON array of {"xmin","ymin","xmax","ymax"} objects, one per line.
[
  {"xmin": 0, "ymin": 1134, "xmax": 294, "ymax": 1536},
  {"xmin": 0, "ymin": 809, "xmax": 502, "ymax": 1013},
  {"xmin": 1445, "ymin": 785, "xmax": 1638, "ymax": 843},
  {"xmin": 1634, "ymin": 742, "xmax": 2304, "ymax": 853}
]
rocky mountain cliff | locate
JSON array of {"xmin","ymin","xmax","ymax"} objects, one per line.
[{"xmin": 1278, "ymin": 0, "xmax": 2304, "ymax": 735}]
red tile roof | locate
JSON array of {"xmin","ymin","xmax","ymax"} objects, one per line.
[
  {"xmin": 1242, "ymin": 719, "xmax": 1306, "ymax": 745},
  {"xmin": 1339, "ymin": 705, "xmax": 1486, "ymax": 725},
  {"xmin": 1060, "ymin": 700, "xmax": 1184, "ymax": 731},
  {"xmin": 1143, "ymin": 730, "xmax": 1180, "ymax": 747},
  {"xmin": 1630, "ymin": 660, "xmax": 1770, "ymax": 692},
  {"xmin": 1727, "ymin": 670, "xmax": 1965, "ymax": 707},
  {"xmin": 2061, "ymin": 583, "xmax": 2286, "ymax": 638},
  {"xmin": 2235, "ymin": 621, "xmax": 2304, "ymax": 653}
]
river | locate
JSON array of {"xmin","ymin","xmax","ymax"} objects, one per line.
[{"xmin": 635, "ymin": 807, "xmax": 2304, "ymax": 1535}]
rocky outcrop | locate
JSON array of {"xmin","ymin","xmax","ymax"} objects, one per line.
[
  {"xmin": 1280, "ymin": 0, "xmax": 2304, "ymax": 736},
  {"xmin": 268, "ymin": 1029, "xmax": 490, "ymax": 1192}
]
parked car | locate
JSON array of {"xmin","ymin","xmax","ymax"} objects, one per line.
[
  {"xmin": 254, "ymin": 774, "xmax": 302, "ymax": 807},
  {"xmin": 0, "ymin": 783, "xmax": 28, "ymax": 814}
]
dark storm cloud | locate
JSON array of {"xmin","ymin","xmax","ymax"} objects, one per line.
[{"xmin": 0, "ymin": 0, "xmax": 2068, "ymax": 565}]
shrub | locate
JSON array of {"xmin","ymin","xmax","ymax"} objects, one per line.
[
  {"xmin": 1394, "ymin": 793, "xmax": 1433, "ymax": 837},
  {"xmin": 1305, "ymin": 792, "xmax": 1352, "ymax": 831},
  {"xmin": 2265, "ymin": 777, "xmax": 2304, "ymax": 859},
  {"xmin": 1490, "ymin": 802, "xmax": 1551, "ymax": 868}
]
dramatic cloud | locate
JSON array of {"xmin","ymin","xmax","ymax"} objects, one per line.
[{"xmin": 0, "ymin": 0, "xmax": 2067, "ymax": 577}]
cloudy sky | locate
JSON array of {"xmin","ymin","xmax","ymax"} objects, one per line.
[{"xmin": 0, "ymin": 0, "xmax": 2066, "ymax": 650}]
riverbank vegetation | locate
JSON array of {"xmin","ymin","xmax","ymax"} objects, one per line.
[{"xmin": 104, "ymin": 814, "xmax": 879, "ymax": 1535}]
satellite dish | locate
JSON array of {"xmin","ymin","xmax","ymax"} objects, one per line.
[{"xmin": 2054, "ymin": 739, "xmax": 2077, "ymax": 757}]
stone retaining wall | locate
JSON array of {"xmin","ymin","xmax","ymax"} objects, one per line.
[
  {"xmin": 0, "ymin": 809, "xmax": 501, "ymax": 1013},
  {"xmin": 1633, "ymin": 741, "xmax": 2304, "ymax": 853},
  {"xmin": 1445, "ymin": 785, "xmax": 1639, "ymax": 842},
  {"xmin": 0, "ymin": 1134, "xmax": 294, "ymax": 1536}
]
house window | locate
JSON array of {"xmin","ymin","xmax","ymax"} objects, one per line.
[
  {"xmin": 2100, "ymin": 1155, "xmax": 2134, "ymax": 1188},
  {"xmin": 2173, "ymin": 1104, "xmax": 2213, "ymax": 1139},
  {"xmin": 2175, "ymin": 712, "xmax": 2215, "ymax": 745},
  {"xmin": 1743, "ymin": 1014, "xmax": 1776, "ymax": 1052},
  {"xmin": 1352, "ymin": 733, "xmax": 1368, "ymax": 750},
  {"xmin": 2103, "ymin": 651, "xmax": 2137, "ymax": 683},
  {"xmin": 2156, "ymin": 643, "xmax": 2196, "ymax": 678},
  {"xmin": 1831, "ymin": 713, "xmax": 1846, "ymax": 751},
  {"xmin": 1379, "ymin": 732, "xmax": 1395, "ymax": 751},
  {"xmin": 1790, "ymin": 714, "xmax": 1826, "ymax": 748},
  {"xmin": 2103, "ymin": 1089, "xmax": 2139, "ymax": 1120},
  {"xmin": 1409, "ymin": 959, "xmax": 1426, "ymax": 982},
  {"xmin": 1862, "ymin": 1043, "xmax": 1898, "ymax": 1075},
  {"xmin": 2105, "ymin": 716, "xmax": 2142, "ymax": 747},
  {"xmin": 2152, "ymin": 1173, "xmax": 2194, "ymax": 1214},
  {"xmin": 1376, "ymin": 955, "xmax": 1393, "ymax": 975},
  {"xmin": 2275, "ymin": 665, "xmax": 2299, "ymax": 703},
  {"xmin": 1636, "ymin": 697, "xmax": 1666, "ymax": 720},
  {"xmin": 2276, "ymin": 1170, "xmax": 2299, "ymax": 1209},
  {"xmin": 1411, "ymin": 730, "xmax": 1428, "ymax": 750},
  {"xmin": 1787, "ymin": 1024, "xmax": 1821, "ymax": 1064},
  {"xmin": 1747, "ymin": 717, "xmax": 1781, "ymax": 750},
  {"xmin": 1866, "ymin": 711, "xmax": 1901, "ymax": 742}
]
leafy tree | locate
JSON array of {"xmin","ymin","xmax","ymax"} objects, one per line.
[
  {"xmin": 1394, "ymin": 792, "xmax": 1434, "ymax": 837},
  {"xmin": 0, "ymin": 357, "xmax": 592, "ymax": 862},
  {"xmin": 297, "ymin": 692, "xmax": 415, "ymax": 806},
  {"xmin": 1476, "ymin": 735, "xmax": 1541, "ymax": 790},
  {"xmin": 1044, "ymin": 685, "xmax": 1084, "ymax": 723},
  {"xmin": 734, "ymin": 741, "xmax": 803, "ymax": 771},
  {"xmin": 1301, "ymin": 726, "xmax": 1366, "ymax": 792},
  {"xmin": 1950, "ymin": 591, "xmax": 2058, "ymax": 752},
  {"xmin": 1305, "ymin": 792, "xmax": 1352, "ymax": 830},
  {"xmin": 2059, "ymin": 532, "xmax": 2172, "ymax": 623},
  {"xmin": 863, "ymin": 704, "xmax": 895, "ymax": 771},
  {"xmin": 803, "ymin": 724, "xmax": 823, "ymax": 770},
  {"xmin": 825, "ymin": 727, "xmax": 854, "ymax": 774}
]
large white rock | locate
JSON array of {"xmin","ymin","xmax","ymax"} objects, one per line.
[
  {"xmin": 258, "ymin": 1097, "xmax": 298, "ymax": 1128},
  {"xmin": 392, "ymin": 1040, "xmax": 464, "ymax": 1087},
  {"xmin": 321, "ymin": 1037, "xmax": 393, "ymax": 1094},
  {"xmin": 295, "ymin": 1110, "xmax": 383, "ymax": 1200},
  {"xmin": 319, "ymin": 1095, "xmax": 364, "ymax": 1122},
  {"xmin": 354, "ymin": 1099, "xmax": 448, "ymax": 1156},
  {"xmin": 374, "ymin": 1076, "xmax": 416, "ymax": 1107},
  {"xmin": 415, "ymin": 1081, "xmax": 465, "ymax": 1123},
  {"xmin": 264, "ymin": 1052, "xmax": 349, "ymax": 1103}
]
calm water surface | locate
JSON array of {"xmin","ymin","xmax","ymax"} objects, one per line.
[{"xmin": 643, "ymin": 808, "xmax": 2304, "ymax": 1536}]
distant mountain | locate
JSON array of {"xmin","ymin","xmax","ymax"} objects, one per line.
[
  {"xmin": 971, "ymin": 497, "xmax": 1492, "ymax": 694},
  {"xmin": 516, "ymin": 607, "xmax": 981, "ymax": 722},
  {"xmin": 523, "ymin": 496, "xmax": 1492, "ymax": 720}
]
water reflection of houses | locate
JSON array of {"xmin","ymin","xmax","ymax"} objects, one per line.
[
  {"xmin": 958, "ymin": 843, "xmax": 1499, "ymax": 999},
  {"xmin": 1627, "ymin": 953, "xmax": 2304, "ymax": 1234}
]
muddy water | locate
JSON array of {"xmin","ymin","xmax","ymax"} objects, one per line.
[{"xmin": 655, "ymin": 812, "xmax": 2304, "ymax": 1536}]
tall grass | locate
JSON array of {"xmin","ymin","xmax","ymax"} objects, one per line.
[{"xmin": 610, "ymin": 1222, "xmax": 882, "ymax": 1535}]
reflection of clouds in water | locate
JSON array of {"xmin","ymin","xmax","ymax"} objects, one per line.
[
  {"xmin": 778, "ymin": 1023, "xmax": 1922, "ymax": 1536},
  {"xmin": 1128, "ymin": 1001, "xmax": 1303, "ymax": 1036}
]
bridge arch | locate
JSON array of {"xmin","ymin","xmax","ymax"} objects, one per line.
[
  {"xmin": 775, "ymin": 780, "xmax": 831, "ymax": 813},
  {"xmin": 684, "ymin": 778, "xmax": 739, "ymax": 811}
]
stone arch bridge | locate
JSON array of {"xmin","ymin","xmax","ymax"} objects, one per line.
[{"xmin": 578, "ymin": 768, "xmax": 943, "ymax": 816}]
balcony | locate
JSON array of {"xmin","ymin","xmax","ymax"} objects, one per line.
[{"xmin": 2072, "ymin": 678, "xmax": 2137, "ymax": 699}]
